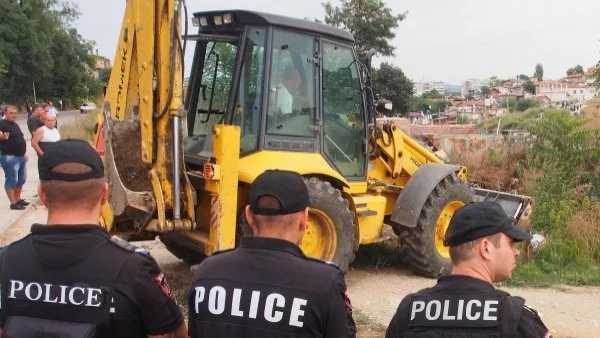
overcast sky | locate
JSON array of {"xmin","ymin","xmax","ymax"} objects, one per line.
[{"xmin": 75, "ymin": 0, "xmax": 600, "ymax": 84}]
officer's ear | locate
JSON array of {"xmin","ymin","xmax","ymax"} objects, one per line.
[
  {"xmin": 38, "ymin": 184, "xmax": 48, "ymax": 207},
  {"xmin": 298, "ymin": 207, "xmax": 309, "ymax": 232},
  {"xmin": 479, "ymin": 237, "xmax": 494, "ymax": 261},
  {"xmin": 245, "ymin": 205, "xmax": 258, "ymax": 235},
  {"xmin": 100, "ymin": 182, "xmax": 109, "ymax": 205}
]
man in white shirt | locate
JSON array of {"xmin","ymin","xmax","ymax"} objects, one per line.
[{"xmin": 275, "ymin": 65, "xmax": 302, "ymax": 117}]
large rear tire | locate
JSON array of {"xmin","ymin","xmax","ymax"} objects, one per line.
[
  {"xmin": 239, "ymin": 177, "xmax": 358, "ymax": 272},
  {"xmin": 395, "ymin": 173, "xmax": 473, "ymax": 277}
]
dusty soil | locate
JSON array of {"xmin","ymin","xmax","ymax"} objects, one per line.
[{"xmin": 3, "ymin": 208, "xmax": 600, "ymax": 338}]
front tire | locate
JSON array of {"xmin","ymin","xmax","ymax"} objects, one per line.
[{"xmin": 395, "ymin": 173, "xmax": 473, "ymax": 277}]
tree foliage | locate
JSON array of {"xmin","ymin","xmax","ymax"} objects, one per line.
[
  {"xmin": 323, "ymin": 0, "xmax": 406, "ymax": 57},
  {"xmin": 371, "ymin": 62, "xmax": 413, "ymax": 116},
  {"xmin": 566, "ymin": 65, "xmax": 584, "ymax": 76},
  {"xmin": 480, "ymin": 85, "xmax": 491, "ymax": 96},
  {"xmin": 535, "ymin": 63, "xmax": 544, "ymax": 81},
  {"xmin": 0, "ymin": 0, "xmax": 101, "ymax": 108},
  {"xmin": 421, "ymin": 89, "xmax": 443, "ymax": 99},
  {"xmin": 523, "ymin": 80, "xmax": 537, "ymax": 95}
]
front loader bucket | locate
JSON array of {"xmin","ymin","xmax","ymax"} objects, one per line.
[
  {"xmin": 102, "ymin": 113, "xmax": 156, "ymax": 229},
  {"xmin": 473, "ymin": 187, "xmax": 532, "ymax": 227}
]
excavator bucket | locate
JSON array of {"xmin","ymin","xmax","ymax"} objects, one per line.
[
  {"xmin": 473, "ymin": 187, "xmax": 532, "ymax": 228},
  {"xmin": 101, "ymin": 108, "xmax": 156, "ymax": 231}
]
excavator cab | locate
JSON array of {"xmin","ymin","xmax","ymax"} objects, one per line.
[{"xmin": 184, "ymin": 10, "xmax": 367, "ymax": 181}]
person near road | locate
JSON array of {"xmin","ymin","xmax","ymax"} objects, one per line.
[
  {"xmin": 0, "ymin": 104, "xmax": 29, "ymax": 210},
  {"xmin": 27, "ymin": 103, "xmax": 46, "ymax": 135},
  {"xmin": 188, "ymin": 169, "xmax": 357, "ymax": 337},
  {"xmin": 0, "ymin": 139, "xmax": 188, "ymax": 338},
  {"xmin": 385, "ymin": 201, "xmax": 552, "ymax": 338},
  {"xmin": 48, "ymin": 102, "xmax": 59, "ymax": 127},
  {"xmin": 31, "ymin": 115, "xmax": 60, "ymax": 158}
]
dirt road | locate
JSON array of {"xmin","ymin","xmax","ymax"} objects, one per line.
[{"xmin": 2, "ymin": 209, "xmax": 599, "ymax": 337}]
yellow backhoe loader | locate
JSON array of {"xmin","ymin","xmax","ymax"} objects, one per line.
[{"xmin": 94, "ymin": 0, "xmax": 530, "ymax": 277}]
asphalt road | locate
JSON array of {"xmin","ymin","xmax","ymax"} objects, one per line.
[{"xmin": 0, "ymin": 110, "xmax": 81, "ymax": 232}]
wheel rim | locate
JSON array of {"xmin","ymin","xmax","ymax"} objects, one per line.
[
  {"xmin": 435, "ymin": 201, "xmax": 465, "ymax": 258},
  {"xmin": 300, "ymin": 208, "xmax": 337, "ymax": 261}
]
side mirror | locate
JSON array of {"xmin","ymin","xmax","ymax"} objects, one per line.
[{"xmin": 376, "ymin": 99, "xmax": 393, "ymax": 115}]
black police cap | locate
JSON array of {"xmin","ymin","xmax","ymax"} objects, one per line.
[
  {"xmin": 39, "ymin": 139, "xmax": 105, "ymax": 182},
  {"xmin": 444, "ymin": 201, "xmax": 532, "ymax": 247},
  {"xmin": 249, "ymin": 170, "xmax": 310, "ymax": 215}
]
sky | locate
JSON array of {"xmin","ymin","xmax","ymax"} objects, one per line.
[{"xmin": 74, "ymin": 0, "xmax": 600, "ymax": 85}]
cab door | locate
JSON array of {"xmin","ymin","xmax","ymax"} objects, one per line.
[{"xmin": 320, "ymin": 39, "xmax": 368, "ymax": 180}]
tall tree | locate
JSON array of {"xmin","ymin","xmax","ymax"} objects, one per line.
[
  {"xmin": 372, "ymin": 62, "xmax": 413, "ymax": 116},
  {"xmin": 566, "ymin": 65, "xmax": 584, "ymax": 76},
  {"xmin": 535, "ymin": 63, "xmax": 544, "ymax": 81},
  {"xmin": 323, "ymin": 0, "xmax": 407, "ymax": 57}
]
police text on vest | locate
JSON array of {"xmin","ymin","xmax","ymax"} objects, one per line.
[
  {"xmin": 411, "ymin": 299, "xmax": 499, "ymax": 321},
  {"xmin": 193, "ymin": 286, "xmax": 308, "ymax": 327},
  {"xmin": 8, "ymin": 280, "xmax": 105, "ymax": 307}
]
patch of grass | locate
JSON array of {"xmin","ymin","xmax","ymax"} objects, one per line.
[
  {"xmin": 354, "ymin": 309, "xmax": 388, "ymax": 337},
  {"xmin": 59, "ymin": 112, "xmax": 97, "ymax": 143},
  {"xmin": 508, "ymin": 235, "xmax": 600, "ymax": 287},
  {"xmin": 352, "ymin": 242, "xmax": 406, "ymax": 269}
]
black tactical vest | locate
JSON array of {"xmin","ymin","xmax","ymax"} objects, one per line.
[
  {"xmin": 0, "ymin": 235, "xmax": 132, "ymax": 338},
  {"xmin": 399, "ymin": 289, "xmax": 524, "ymax": 338}
]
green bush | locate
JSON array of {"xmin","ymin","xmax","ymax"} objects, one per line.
[{"xmin": 511, "ymin": 109, "xmax": 600, "ymax": 286}]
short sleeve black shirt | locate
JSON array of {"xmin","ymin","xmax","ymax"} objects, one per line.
[
  {"xmin": 0, "ymin": 120, "xmax": 26, "ymax": 156},
  {"xmin": 27, "ymin": 115, "xmax": 44, "ymax": 134}
]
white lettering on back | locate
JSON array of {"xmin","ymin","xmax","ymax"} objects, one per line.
[
  {"xmin": 8, "ymin": 280, "xmax": 24, "ymax": 299},
  {"xmin": 442, "ymin": 299, "xmax": 456, "ymax": 320},
  {"xmin": 466, "ymin": 300, "xmax": 481, "ymax": 320},
  {"xmin": 425, "ymin": 300, "xmax": 441, "ymax": 320},
  {"xmin": 68, "ymin": 287, "xmax": 85, "ymax": 306},
  {"xmin": 411, "ymin": 301, "xmax": 426, "ymax": 320},
  {"xmin": 86, "ymin": 288, "xmax": 102, "ymax": 307},
  {"xmin": 43, "ymin": 284, "xmax": 58, "ymax": 303},
  {"xmin": 249, "ymin": 291, "xmax": 260, "ymax": 319},
  {"xmin": 208, "ymin": 286, "xmax": 226, "ymax": 315},
  {"xmin": 194, "ymin": 287, "xmax": 205, "ymax": 313},
  {"xmin": 264, "ymin": 293, "xmax": 285, "ymax": 323},
  {"xmin": 25, "ymin": 283, "xmax": 42, "ymax": 301},
  {"xmin": 483, "ymin": 300, "xmax": 499, "ymax": 320},
  {"xmin": 289, "ymin": 298, "xmax": 307, "ymax": 327},
  {"xmin": 231, "ymin": 288, "xmax": 244, "ymax": 317}
]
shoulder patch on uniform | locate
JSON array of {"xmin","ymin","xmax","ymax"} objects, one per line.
[
  {"xmin": 154, "ymin": 272, "xmax": 172, "ymax": 298},
  {"xmin": 305, "ymin": 257, "xmax": 340, "ymax": 270}
]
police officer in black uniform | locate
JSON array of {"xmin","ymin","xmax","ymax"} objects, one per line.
[
  {"xmin": 188, "ymin": 169, "xmax": 356, "ymax": 337},
  {"xmin": 386, "ymin": 201, "xmax": 552, "ymax": 338},
  {"xmin": 0, "ymin": 139, "xmax": 187, "ymax": 338}
]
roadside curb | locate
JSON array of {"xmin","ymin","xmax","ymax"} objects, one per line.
[{"xmin": 0, "ymin": 205, "xmax": 46, "ymax": 246}]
